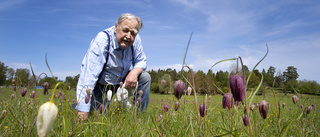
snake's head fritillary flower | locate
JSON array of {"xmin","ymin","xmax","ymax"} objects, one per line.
[
  {"xmin": 208, "ymin": 95, "xmax": 212, "ymax": 102},
  {"xmin": 300, "ymin": 105, "xmax": 303, "ymax": 109},
  {"xmin": 12, "ymin": 79, "xmax": 15, "ymax": 85},
  {"xmin": 99, "ymin": 104, "xmax": 104, "ymax": 114},
  {"xmin": 21, "ymin": 88, "xmax": 27, "ymax": 97},
  {"xmin": 139, "ymin": 90, "xmax": 143, "ymax": 98},
  {"xmin": 158, "ymin": 114, "xmax": 163, "ymax": 122},
  {"xmin": 307, "ymin": 106, "xmax": 312, "ymax": 114},
  {"xmin": 250, "ymin": 104, "xmax": 255, "ymax": 112},
  {"xmin": 242, "ymin": 115, "xmax": 249, "ymax": 126},
  {"xmin": 187, "ymin": 87, "xmax": 192, "ymax": 96},
  {"xmin": 258, "ymin": 100, "xmax": 269, "ymax": 119},
  {"xmin": 86, "ymin": 88, "xmax": 90, "ymax": 97},
  {"xmin": 85, "ymin": 96, "xmax": 90, "ymax": 104},
  {"xmin": 222, "ymin": 93, "xmax": 233, "ymax": 110},
  {"xmin": 174, "ymin": 80, "xmax": 185, "ymax": 99},
  {"xmin": 11, "ymin": 94, "xmax": 15, "ymax": 100},
  {"xmin": 199, "ymin": 103, "xmax": 207, "ymax": 117},
  {"xmin": 282, "ymin": 103, "xmax": 285, "ymax": 108},
  {"xmin": 174, "ymin": 101, "xmax": 180, "ymax": 111},
  {"xmin": 13, "ymin": 86, "xmax": 16, "ymax": 92},
  {"xmin": 292, "ymin": 95, "xmax": 299, "ymax": 104},
  {"xmin": 36, "ymin": 102, "xmax": 58, "ymax": 137},
  {"xmin": 107, "ymin": 90, "xmax": 112, "ymax": 101},
  {"xmin": 229, "ymin": 74, "xmax": 245, "ymax": 102},
  {"xmin": 164, "ymin": 102, "xmax": 169, "ymax": 112},
  {"xmin": 30, "ymin": 91, "xmax": 36, "ymax": 99},
  {"xmin": 312, "ymin": 104, "xmax": 315, "ymax": 107},
  {"xmin": 1, "ymin": 110, "xmax": 7, "ymax": 120},
  {"xmin": 161, "ymin": 79, "xmax": 166, "ymax": 86}
]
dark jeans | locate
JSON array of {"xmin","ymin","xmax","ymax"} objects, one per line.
[{"xmin": 90, "ymin": 71, "xmax": 151, "ymax": 112}]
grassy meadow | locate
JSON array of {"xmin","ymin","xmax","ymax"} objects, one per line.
[{"xmin": 0, "ymin": 87, "xmax": 319, "ymax": 136}]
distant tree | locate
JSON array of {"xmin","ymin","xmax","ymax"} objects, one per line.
[
  {"xmin": 0, "ymin": 61, "xmax": 8, "ymax": 86},
  {"xmin": 15, "ymin": 68, "xmax": 30, "ymax": 87},
  {"xmin": 283, "ymin": 66, "xmax": 299, "ymax": 92},
  {"xmin": 247, "ymin": 69, "xmax": 261, "ymax": 89},
  {"xmin": 215, "ymin": 70, "xmax": 229, "ymax": 93},
  {"xmin": 206, "ymin": 69, "xmax": 216, "ymax": 95},
  {"xmin": 5, "ymin": 68, "xmax": 15, "ymax": 85},
  {"xmin": 265, "ymin": 66, "xmax": 276, "ymax": 86},
  {"xmin": 283, "ymin": 66, "xmax": 299, "ymax": 82},
  {"xmin": 194, "ymin": 70, "xmax": 206, "ymax": 94},
  {"xmin": 274, "ymin": 70, "xmax": 284, "ymax": 88},
  {"xmin": 298, "ymin": 80, "xmax": 320, "ymax": 95}
]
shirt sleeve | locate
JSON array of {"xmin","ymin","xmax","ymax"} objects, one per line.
[
  {"xmin": 76, "ymin": 32, "xmax": 108, "ymax": 112},
  {"xmin": 132, "ymin": 35, "xmax": 147, "ymax": 71}
]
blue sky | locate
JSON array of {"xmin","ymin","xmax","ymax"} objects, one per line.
[{"xmin": 1, "ymin": 0, "xmax": 320, "ymax": 83}]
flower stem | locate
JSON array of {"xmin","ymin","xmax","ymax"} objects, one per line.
[{"xmin": 263, "ymin": 86, "xmax": 281, "ymax": 135}]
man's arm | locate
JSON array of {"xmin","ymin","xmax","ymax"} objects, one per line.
[{"xmin": 76, "ymin": 32, "xmax": 108, "ymax": 119}]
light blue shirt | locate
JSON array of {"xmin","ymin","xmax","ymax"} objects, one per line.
[{"xmin": 76, "ymin": 26, "xmax": 147, "ymax": 112}]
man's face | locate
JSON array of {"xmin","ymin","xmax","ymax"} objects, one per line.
[{"xmin": 114, "ymin": 19, "xmax": 139, "ymax": 49}]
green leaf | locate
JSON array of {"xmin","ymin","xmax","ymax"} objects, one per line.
[
  {"xmin": 210, "ymin": 58, "xmax": 237, "ymax": 70},
  {"xmin": 246, "ymin": 44, "xmax": 269, "ymax": 87},
  {"xmin": 45, "ymin": 53, "xmax": 56, "ymax": 81},
  {"xmin": 248, "ymin": 73, "xmax": 264, "ymax": 105}
]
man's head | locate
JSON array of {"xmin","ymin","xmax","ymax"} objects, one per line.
[{"xmin": 114, "ymin": 13, "xmax": 143, "ymax": 49}]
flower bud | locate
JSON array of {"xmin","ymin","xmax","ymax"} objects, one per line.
[
  {"xmin": 187, "ymin": 87, "xmax": 192, "ymax": 96},
  {"xmin": 229, "ymin": 75, "xmax": 245, "ymax": 102},
  {"xmin": 282, "ymin": 103, "xmax": 285, "ymax": 108},
  {"xmin": 13, "ymin": 86, "xmax": 16, "ymax": 92},
  {"xmin": 222, "ymin": 93, "xmax": 233, "ymax": 110},
  {"xmin": 300, "ymin": 105, "xmax": 303, "ymax": 109},
  {"xmin": 85, "ymin": 96, "xmax": 90, "ymax": 104},
  {"xmin": 161, "ymin": 79, "xmax": 166, "ymax": 86},
  {"xmin": 174, "ymin": 101, "xmax": 180, "ymax": 111},
  {"xmin": 258, "ymin": 100, "xmax": 269, "ymax": 119},
  {"xmin": 307, "ymin": 106, "xmax": 312, "ymax": 114},
  {"xmin": 242, "ymin": 115, "xmax": 249, "ymax": 126},
  {"xmin": 292, "ymin": 95, "xmax": 299, "ymax": 104},
  {"xmin": 42, "ymin": 82, "xmax": 50, "ymax": 95},
  {"xmin": 164, "ymin": 102, "xmax": 169, "ymax": 112},
  {"xmin": 21, "ymin": 88, "xmax": 27, "ymax": 97},
  {"xmin": 99, "ymin": 104, "xmax": 104, "ymax": 114},
  {"xmin": 199, "ymin": 103, "xmax": 207, "ymax": 117},
  {"xmin": 250, "ymin": 104, "xmax": 255, "ymax": 111},
  {"xmin": 30, "ymin": 91, "xmax": 36, "ymax": 99},
  {"xmin": 158, "ymin": 114, "xmax": 163, "ymax": 122},
  {"xmin": 139, "ymin": 90, "xmax": 143, "ymax": 98},
  {"xmin": 1, "ymin": 110, "xmax": 7, "ymax": 119},
  {"xmin": 11, "ymin": 94, "xmax": 15, "ymax": 100},
  {"xmin": 86, "ymin": 88, "xmax": 90, "ymax": 96},
  {"xmin": 137, "ymin": 97, "xmax": 141, "ymax": 106},
  {"xmin": 12, "ymin": 79, "xmax": 15, "ymax": 85},
  {"xmin": 312, "ymin": 104, "xmax": 315, "ymax": 107},
  {"xmin": 107, "ymin": 90, "xmax": 112, "ymax": 101},
  {"xmin": 174, "ymin": 80, "xmax": 185, "ymax": 99},
  {"xmin": 37, "ymin": 102, "xmax": 58, "ymax": 137}
]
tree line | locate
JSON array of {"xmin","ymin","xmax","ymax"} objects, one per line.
[{"xmin": 1, "ymin": 61, "xmax": 319, "ymax": 95}]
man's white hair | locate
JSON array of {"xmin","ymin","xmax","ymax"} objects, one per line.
[{"xmin": 116, "ymin": 13, "xmax": 143, "ymax": 32}]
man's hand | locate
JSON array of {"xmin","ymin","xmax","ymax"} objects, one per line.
[
  {"xmin": 77, "ymin": 112, "xmax": 89, "ymax": 121},
  {"xmin": 125, "ymin": 68, "xmax": 142, "ymax": 89}
]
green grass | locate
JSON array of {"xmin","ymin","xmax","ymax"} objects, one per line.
[{"xmin": 0, "ymin": 87, "xmax": 319, "ymax": 136}]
